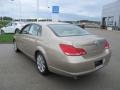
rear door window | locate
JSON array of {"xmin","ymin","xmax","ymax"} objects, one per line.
[{"xmin": 28, "ymin": 24, "xmax": 42, "ymax": 36}]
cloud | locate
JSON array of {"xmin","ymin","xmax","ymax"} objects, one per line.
[{"xmin": 0, "ymin": 0, "xmax": 117, "ymax": 20}]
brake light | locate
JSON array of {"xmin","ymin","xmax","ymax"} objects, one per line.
[
  {"xmin": 104, "ymin": 40, "xmax": 110, "ymax": 49},
  {"xmin": 60, "ymin": 44, "xmax": 87, "ymax": 56}
]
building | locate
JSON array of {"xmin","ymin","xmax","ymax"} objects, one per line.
[{"xmin": 102, "ymin": 0, "xmax": 120, "ymax": 30}]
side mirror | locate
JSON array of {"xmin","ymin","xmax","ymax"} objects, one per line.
[
  {"xmin": 23, "ymin": 31, "xmax": 28, "ymax": 34},
  {"xmin": 18, "ymin": 30, "xmax": 28, "ymax": 34}
]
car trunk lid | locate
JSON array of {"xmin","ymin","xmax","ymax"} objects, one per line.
[{"xmin": 61, "ymin": 35, "xmax": 105, "ymax": 58}]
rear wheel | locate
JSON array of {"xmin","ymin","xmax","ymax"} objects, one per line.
[
  {"xmin": 36, "ymin": 52, "xmax": 49, "ymax": 75},
  {"xmin": 1, "ymin": 30, "xmax": 5, "ymax": 35},
  {"xmin": 13, "ymin": 40, "xmax": 20, "ymax": 52}
]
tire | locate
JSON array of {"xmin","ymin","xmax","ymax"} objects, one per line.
[
  {"xmin": 1, "ymin": 30, "xmax": 5, "ymax": 35},
  {"xmin": 13, "ymin": 40, "xmax": 20, "ymax": 52},
  {"xmin": 15, "ymin": 29, "xmax": 20, "ymax": 34},
  {"xmin": 36, "ymin": 52, "xmax": 49, "ymax": 75}
]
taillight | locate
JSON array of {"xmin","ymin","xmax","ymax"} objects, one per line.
[
  {"xmin": 104, "ymin": 40, "xmax": 110, "ymax": 49},
  {"xmin": 59, "ymin": 44, "xmax": 87, "ymax": 56}
]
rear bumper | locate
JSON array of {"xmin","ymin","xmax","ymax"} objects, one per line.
[
  {"xmin": 49, "ymin": 49, "xmax": 111, "ymax": 77},
  {"xmin": 50, "ymin": 63, "xmax": 104, "ymax": 77}
]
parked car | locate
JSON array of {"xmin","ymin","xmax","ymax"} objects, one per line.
[
  {"xmin": 13, "ymin": 22, "xmax": 111, "ymax": 78},
  {"xmin": 0, "ymin": 22, "xmax": 25, "ymax": 34}
]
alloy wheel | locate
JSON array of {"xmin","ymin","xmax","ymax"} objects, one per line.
[{"xmin": 37, "ymin": 54, "xmax": 46, "ymax": 73}]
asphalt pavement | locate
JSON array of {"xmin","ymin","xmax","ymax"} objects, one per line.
[{"xmin": 0, "ymin": 28, "xmax": 120, "ymax": 90}]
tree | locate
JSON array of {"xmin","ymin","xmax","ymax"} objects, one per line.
[{"xmin": 3, "ymin": 16, "xmax": 12, "ymax": 21}]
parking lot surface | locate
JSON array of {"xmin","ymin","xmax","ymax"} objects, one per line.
[{"xmin": 0, "ymin": 28, "xmax": 120, "ymax": 90}]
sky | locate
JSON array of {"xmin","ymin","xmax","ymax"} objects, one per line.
[{"xmin": 0, "ymin": 0, "xmax": 117, "ymax": 21}]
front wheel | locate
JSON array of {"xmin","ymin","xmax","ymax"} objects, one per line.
[
  {"xmin": 1, "ymin": 30, "xmax": 5, "ymax": 35},
  {"xmin": 36, "ymin": 52, "xmax": 49, "ymax": 75}
]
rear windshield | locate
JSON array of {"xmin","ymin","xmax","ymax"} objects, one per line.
[{"xmin": 48, "ymin": 24, "xmax": 90, "ymax": 37}]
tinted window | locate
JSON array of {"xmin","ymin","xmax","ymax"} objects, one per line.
[
  {"xmin": 21, "ymin": 25, "xmax": 31, "ymax": 34},
  {"xmin": 12, "ymin": 23, "xmax": 17, "ymax": 26},
  {"xmin": 29, "ymin": 24, "xmax": 42, "ymax": 36},
  {"xmin": 6, "ymin": 23, "xmax": 12, "ymax": 27},
  {"xmin": 48, "ymin": 24, "xmax": 90, "ymax": 37}
]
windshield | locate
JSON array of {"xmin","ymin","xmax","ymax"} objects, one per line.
[{"xmin": 48, "ymin": 24, "xmax": 90, "ymax": 37}]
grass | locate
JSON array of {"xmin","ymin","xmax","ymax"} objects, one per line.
[
  {"xmin": 0, "ymin": 20, "xmax": 14, "ymax": 43},
  {"xmin": 0, "ymin": 34, "xmax": 14, "ymax": 43}
]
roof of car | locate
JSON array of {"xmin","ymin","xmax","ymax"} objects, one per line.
[{"xmin": 28, "ymin": 21, "xmax": 69, "ymax": 26}]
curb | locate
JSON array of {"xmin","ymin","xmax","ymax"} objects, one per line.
[{"xmin": 0, "ymin": 42, "xmax": 13, "ymax": 44}]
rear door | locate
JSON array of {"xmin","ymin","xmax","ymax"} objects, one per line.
[{"xmin": 25, "ymin": 24, "xmax": 42, "ymax": 57}]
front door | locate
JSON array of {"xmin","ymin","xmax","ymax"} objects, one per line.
[{"xmin": 18, "ymin": 24, "xmax": 31, "ymax": 53}]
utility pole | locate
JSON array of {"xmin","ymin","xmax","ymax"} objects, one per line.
[
  {"xmin": 51, "ymin": 0, "xmax": 60, "ymax": 22},
  {"xmin": 10, "ymin": 0, "xmax": 22, "ymax": 22},
  {"xmin": 19, "ymin": 0, "xmax": 22, "ymax": 22},
  {"xmin": 10, "ymin": 0, "xmax": 14, "ymax": 21},
  {"xmin": 37, "ymin": 0, "xmax": 39, "ymax": 22}
]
